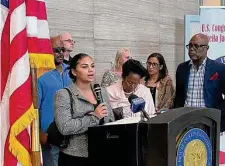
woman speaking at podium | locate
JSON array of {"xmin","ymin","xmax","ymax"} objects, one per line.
[
  {"xmin": 106, "ymin": 59, "xmax": 155, "ymax": 120},
  {"xmin": 54, "ymin": 53, "xmax": 114, "ymax": 166}
]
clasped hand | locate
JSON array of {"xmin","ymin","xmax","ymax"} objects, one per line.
[{"xmin": 89, "ymin": 103, "xmax": 108, "ymax": 119}]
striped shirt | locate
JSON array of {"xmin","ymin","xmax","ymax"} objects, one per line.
[{"xmin": 185, "ymin": 58, "xmax": 207, "ymax": 107}]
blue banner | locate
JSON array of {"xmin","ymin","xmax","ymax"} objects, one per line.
[{"xmin": 200, "ymin": 7, "xmax": 225, "ymax": 62}]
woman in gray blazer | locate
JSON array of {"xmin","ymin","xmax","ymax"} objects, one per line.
[{"xmin": 54, "ymin": 53, "xmax": 114, "ymax": 166}]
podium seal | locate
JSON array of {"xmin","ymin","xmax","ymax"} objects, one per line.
[{"xmin": 176, "ymin": 128, "xmax": 212, "ymax": 166}]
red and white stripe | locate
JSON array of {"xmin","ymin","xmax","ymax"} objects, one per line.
[
  {"xmin": 0, "ymin": 3, "xmax": 10, "ymax": 165},
  {"xmin": 26, "ymin": 0, "xmax": 52, "ymax": 56},
  {"xmin": 220, "ymin": 133, "xmax": 225, "ymax": 165},
  {"xmin": 1, "ymin": 0, "xmax": 53, "ymax": 165},
  {"xmin": 1, "ymin": 0, "xmax": 33, "ymax": 165}
]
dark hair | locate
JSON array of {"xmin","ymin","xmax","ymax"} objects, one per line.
[
  {"xmin": 145, "ymin": 53, "xmax": 168, "ymax": 82},
  {"xmin": 68, "ymin": 53, "xmax": 90, "ymax": 81},
  {"xmin": 122, "ymin": 59, "xmax": 148, "ymax": 78}
]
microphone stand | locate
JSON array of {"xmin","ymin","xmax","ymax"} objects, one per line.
[
  {"xmin": 140, "ymin": 108, "xmax": 151, "ymax": 121},
  {"xmin": 140, "ymin": 112, "xmax": 145, "ymax": 122}
]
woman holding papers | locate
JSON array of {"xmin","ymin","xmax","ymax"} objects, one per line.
[{"xmin": 106, "ymin": 59, "xmax": 155, "ymax": 120}]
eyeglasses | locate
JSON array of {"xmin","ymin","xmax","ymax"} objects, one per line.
[
  {"xmin": 186, "ymin": 43, "xmax": 208, "ymax": 50},
  {"xmin": 147, "ymin": 62, "xmax": 160, "ymax": 68},
  {"xmin": 63, "ymin": 39, "xmax": 75, "ymax": 44},
  {"xmin": 53, "ymin": 47, "xmax": 65, "ymax": 53}
]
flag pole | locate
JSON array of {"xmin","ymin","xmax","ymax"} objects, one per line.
[{"xmin": 30, "ymin": 67, "xmax": 41, "ymax": 166}]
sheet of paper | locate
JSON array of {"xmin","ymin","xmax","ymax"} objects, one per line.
[{"xmin": 105, "ymin": 114, "xmax": 156, "ymax": 125}]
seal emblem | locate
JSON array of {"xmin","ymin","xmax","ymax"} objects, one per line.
[{"xmin": 176, "ymin": 128, "xmax": 212, "ymax": 166}]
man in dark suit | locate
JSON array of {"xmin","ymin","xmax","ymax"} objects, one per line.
[{"xmin": 174, "ymin": 33, "xmax": 225, "ymax": 132}]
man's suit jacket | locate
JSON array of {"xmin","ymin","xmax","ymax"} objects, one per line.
[{"xmin": 174, "ymin": 58, "xmax": 225, "ymax": 132}]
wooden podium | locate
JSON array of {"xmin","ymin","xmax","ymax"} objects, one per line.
[{"xmin": 88, "ymin": 107, "xmax": 220, "ymax": 166}]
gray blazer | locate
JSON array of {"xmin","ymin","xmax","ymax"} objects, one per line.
[{"xmin": 54, "ymin": 83, "xmax": 115, "ymax": 157}]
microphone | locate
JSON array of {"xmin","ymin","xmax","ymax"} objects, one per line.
[
  {"xmin": 93, "ymin": 84, "xmax": 104, "ymax": 104},
  {"xmin": 128, "ymin": 94, "xmax": 150, "ymax": 121},
  {"xmin": 93, "ymin": 84, "xmax": 104, "ymax": 125}
]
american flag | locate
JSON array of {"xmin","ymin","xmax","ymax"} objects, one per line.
[{"xmin": 0, "ymin": 0, "xmax": 54, "ymax": 165}]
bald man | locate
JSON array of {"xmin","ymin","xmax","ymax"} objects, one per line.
[
  {"xmin": 59, "ymin": 32, "xmax": 75, "ymax": 64},
  {"xmin": 38, "ymin": 36, "xmax": 71, "ymax": 166},
  {"xmin": 174, "ymin": 33, "xmax": 225, "ymax": 132}
]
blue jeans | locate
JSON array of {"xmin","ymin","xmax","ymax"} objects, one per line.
[{"xmin": 42, "ymin": 144, "xmax": 59, "ymax": 166}]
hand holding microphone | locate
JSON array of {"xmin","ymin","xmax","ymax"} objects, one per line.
[
  {"xmin": 94, "ymin": 103, "xmax": 108, "ymax": 119},
  {"xmin": 93, "ymin": 84, "xmax": 107, "ymax": 124}
]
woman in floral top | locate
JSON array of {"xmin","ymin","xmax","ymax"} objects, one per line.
[{"xmin": 101, "ymin": 47, "xmax": 131, "ymax": 87}]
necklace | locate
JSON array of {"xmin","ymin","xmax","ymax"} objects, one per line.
[
  {"xmin": 124, "ymin": 91, "xmax": 133, "ymax": 98},
  {"xmin": 148, "ymin": 79, "xmax": 157, "ymax": 83},
  {"xmin": 124, "ymin": 91, "xmax": 133, "ymax": 95},
  {"xmin": 147, "ymin": 80, "xmax": 157, "ymax": 87}
]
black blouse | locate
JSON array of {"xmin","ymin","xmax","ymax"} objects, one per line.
[{"xmin": 147, "ymin": 86, "xmax": 156, "ymax": 104}]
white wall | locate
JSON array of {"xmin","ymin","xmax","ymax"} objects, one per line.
[{"xmin": 46, "ymin": 0, "xmax": 199, "ymax": 83}]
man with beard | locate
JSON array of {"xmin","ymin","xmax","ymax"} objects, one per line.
[
  {"xmin": 174, "ymin": 33, "xmax": 225, "ymax": 132},
  {"xmin": 59, "ymin": 32, "xmax": 75, "ymax": 64},
  {"xmin": 37, "ymin": 36, "xmax": 71, "ymax": 166}
]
